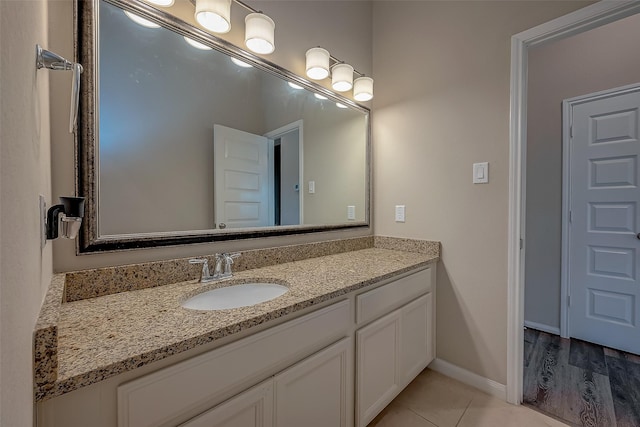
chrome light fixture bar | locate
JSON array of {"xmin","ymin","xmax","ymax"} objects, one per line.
[
  {"xmin": 305, "ymin": 47, "xmax": 373, "ymax": 101},
  {"xmin": 190, "ymin": 0, "xmax": 275, "ymax": 54}
]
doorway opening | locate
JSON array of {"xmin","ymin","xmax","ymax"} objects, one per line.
[
  {"xmin": 507, "ymin": 0, "xmax": 640, "ymax": 406},
  {"xmin": 265, "ymin": 120, "xmax": 304, "ymax": 226}
]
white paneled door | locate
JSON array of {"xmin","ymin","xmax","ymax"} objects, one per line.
[
  {"xmin": 214, "ymin": 125, "xmax": 274, "ymax": 229},
  {"xmin": 567, "ymin": 84, "xmax": 640, "ymax": 354}
]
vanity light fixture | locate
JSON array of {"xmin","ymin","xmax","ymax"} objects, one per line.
[
  {"xmin": 314, "ymin": 93, "xmax": 328, "ymax": 100},
  {"xmin": 124, "ymin": 10, "xmax": 161, "ymax": 28},
  {"xmin": 305, "ymin": 48, "xmax": 330, "ymax": 80},
  {"xmin": 230, "ymin": 57, "xmax": 252, "ymax": 68},
  {"xmin": 195, "ymin": 0, "xmax": 232, "ymax": 33},
  {"xmin": 305, "ymin": 46, "xmax": 374, "ymax": 100},
  {"xmin": 183, "ymin": 36, "xmax": 212, "ymax": 50},
  {"xmin": 353, "ymin": 76, "xmax": 374, "ymax": 102},
  {"xmin": 191, "ymin": 0, "xmax": 275, "ymax": 54},
  {"xmin": 288, "ymin": 82, "xmax": 303, "ymax": 89},
  {"xmin": 331, "ymin": 63, "xmax": 354, "ymax": 92},
  {"xmin": 336, "ymin": 102, "xmax": 348, "ymax": 109},
  {"xmin": 245, "ymin": 13, "xmax": 275, "ymax": 54}
]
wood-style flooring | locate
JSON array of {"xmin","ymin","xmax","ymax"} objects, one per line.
[{"xmin": 524, "ymin": 328, "xmax": 640, "ymax": 427}]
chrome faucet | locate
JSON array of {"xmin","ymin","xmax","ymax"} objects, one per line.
[
  {"xmin": 189, "ymin": 258, "xmax": 217, "ymax": 283},
  {"xmin": 189, "ymin": 252, "xmax": 241, "ymax": 283}
]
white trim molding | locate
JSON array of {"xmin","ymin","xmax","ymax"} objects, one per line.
[
  {"xmin": 507, "ymin": 0, "xmax": 640, "ymax": 405},
  {"xmin": 430, "ymin": 359, "xmax": 506, "ymax": 401},
  {"xmin": 524, "ymin": 321, "xmax": 560, "ymax": 336}
]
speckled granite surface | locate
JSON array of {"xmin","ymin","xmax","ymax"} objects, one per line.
[
  {"xmin": 35, "ymin": 238, "xmax": 439, "ymax": 402},
  {"xmin": 64, "ymin": 236, "xmax": 374, "ymax": 302}
]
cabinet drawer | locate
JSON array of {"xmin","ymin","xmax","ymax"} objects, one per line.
[
  {"xmin": 356, "ymin": 268, "xmax": 431, "ymax": 325},
  {"xmin": 117, "ymin": 300, "xmax": 350, "ymax": 427}
]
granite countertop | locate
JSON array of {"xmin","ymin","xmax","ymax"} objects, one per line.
[{"xmin": 35, "ymin": 238, "xmax": 439, "ymax": 401}]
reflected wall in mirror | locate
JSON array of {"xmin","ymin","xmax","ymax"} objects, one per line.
[{"xmin": 77, "ymin": 0, "xmax": 370, "ymax": 252}]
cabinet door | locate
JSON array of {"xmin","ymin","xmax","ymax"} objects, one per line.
[
  {"xmin": 356, "ymin": 311, "xmax": 401, "ymax": 427},
  {"xmin": 400, "ymin": 293, "xmax": 433, "ymax": 385},
  {"xmin": 274, "ymin": 338, "xmax": 353, "ymax": 427},
  {"xmin": 179, "ymin": 380, "xmax": 273, "ymax": 427}
]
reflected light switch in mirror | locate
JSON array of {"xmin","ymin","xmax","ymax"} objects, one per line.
[
  {"xmin": 473, "ymin": 162, "xmax": 489, "ymax": 184},
  {"xmin": 347, "ymin": 205, "xmax": 355, "ymax": 220}
]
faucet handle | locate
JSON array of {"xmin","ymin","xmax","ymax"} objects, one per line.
[
  {"xmin": 224, "ymin": 252, "xmax": 241, "ymax": 261},
  {"xmin": 189, "ymin": 258, "xmax": 210, "ymax": 280},
  {"xmin": 222, "ymin": 253, "xmax": 241, "ymax": 275}
]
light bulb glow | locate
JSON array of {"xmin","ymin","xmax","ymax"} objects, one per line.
[
  {"xmin": 231, "ymin": 57, "xmax": 252, "ymax": 68},
  {"xmin": 183, "ymin": 36, "xmax": 212, "ymax": 50},
  {"xmin": 331, "ymin": 63, "xmax": 353, "ymax": 92},
  {"xmin": 195, "ymin": 0, "xmax": 231, "ymax": 33},
  {"xmin": 314, "ymin": 93, "xmax": 328, "ymax": 100},
  {"xmin": 336, "ymin": 102, "xmax": 348, "ymax": 109},
  {"xmin": 124, "ymin": 11, "xmax": 160, "ymax": 28},
  {"xmin": 288, "ymin": 82, "xmax": 303, "ymax": 89},
  {"xmin": 245, "ymin": 13, "xmax": 275, "ymax": 54},
  {"xmin": 146, "ymin": 0, "xmax": 174, "ymax": 6}
]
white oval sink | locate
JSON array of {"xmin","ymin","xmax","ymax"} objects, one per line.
[{"xmin": 182, "ymin": 283, "xmax": 288, "ymax": 311}]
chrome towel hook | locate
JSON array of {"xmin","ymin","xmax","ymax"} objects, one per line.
[{"xmin": 36, "ymin": 44, "xmax": 84, "ymax": 134}]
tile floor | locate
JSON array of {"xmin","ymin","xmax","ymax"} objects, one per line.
[{"xmin": 368, "ymin": 368, "xmax": 568, "ymax": 427}]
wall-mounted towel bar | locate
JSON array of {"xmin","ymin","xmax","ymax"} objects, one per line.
[{"xmin": 36, "ymin": 44, "xmax": 83, "ymax": 134}]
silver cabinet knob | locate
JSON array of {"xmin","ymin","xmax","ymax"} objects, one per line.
[{"xmin": 219, "ymin": 223, "xmax": 226, "ymax": 229}]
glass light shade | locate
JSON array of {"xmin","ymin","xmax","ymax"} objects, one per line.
[
  {"xmin": 183, "ymin": 36, "xmax": 212, "ymax": 50},
  {"xmin": 353, "ymin": 76, "xmax": 374, "ymax": 101},
  {"xmin": 314, "ymin": 93, "xmax": 328, "ymax": 100},
  {"xmin": 331, "ymin": 63, "xmax": 353, "ymax": 92},
  {"xmin": 245, "ymin": 13, "xmax": 275, "ymax": 54},
  {"xmin": 231, "ymin": 57, "xmax": 252, "ymax": 68},
  {"xmin": 305, "ymin": 48, "xmax": 330, "ymax": 80},
  {"xmin": 336, "ymin": 102, "xmax": 348, "ymax": 109},
  {"xmin": 288, "ymin": 82, "xmax": 303, "ymax": 89},
  {"xmin": 145, "ymin": 0, "xmax": 174, "ymax": 6},
  {"xmin": 195, "ymin": 0, "xmax": 231, "ymax": 33},
  {"xmin": 124, "ymin": 11, "xmax": 160, "ymax": 28}
]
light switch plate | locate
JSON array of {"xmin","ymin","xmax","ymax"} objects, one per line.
[
  {"xmin": 347, "ymin": 205, "xmax": 355, "ymax": 220},
  {"xmin": 473, "ymin": 162, "xmax": 489, "ymax": 184},
  {"xmin": 308, "ymin": 181, "xmax": 315, "ymax": 194},
  {"xmin": 395, "ymin": 205, "xmax": 406, "ymax": 223}
]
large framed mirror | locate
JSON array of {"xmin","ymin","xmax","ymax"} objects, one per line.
[{"xmin": 76, "ymin": 0, "xmax": 370, "ymax": 252}]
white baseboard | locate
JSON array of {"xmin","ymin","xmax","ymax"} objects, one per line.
[
  {"xmin": 429, "ymin": 358, "xmax": 506, "ymax": 401},
  {"xmin": 524, "ymin": 320, "xmax": 560, "ymax": 336}
]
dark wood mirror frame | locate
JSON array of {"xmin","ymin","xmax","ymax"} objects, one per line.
[{"xmin": 75, "ymin": 0, "xmax": 371, "ymax": 253}]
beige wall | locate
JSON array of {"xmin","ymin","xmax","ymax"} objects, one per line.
[
  {"xmin": 372, "ymin": 1, "xmax": 592, "ymax": 385},
  {"xmin": 0, "ymin": 1, "xmax": 53, "ymax": 425},
  {"xmin": 50, "ymin": 0, "xmax": 373, "ymax": 272},
  {"xmin": 525, "ymin": 13, "xmax": 640, "ymax": 330}
]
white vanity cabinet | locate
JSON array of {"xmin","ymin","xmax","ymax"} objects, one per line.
[
  {"xmin": 355, "ymin": 269, "xmax": 434, "ymax": 427},
  {"xmin": 274, "ymin": 337, "xmax": 352, "ymax": 427},
  {"xmin": 180, "ymin": 380, "xmax": 274, "ymax": 427},
  {"xmin": 37, "ymin": 265, "xmax": 435, "ymax": 427},
  {"xmin": 180, "ymin": 337, "xmax": 352, "ymax": 427}
]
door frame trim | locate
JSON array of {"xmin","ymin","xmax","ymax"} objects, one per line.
[
  {"xmin": 506, "ymin": 0, "xmax": 640, "ymax": 404},
  {"xmin": 265, "ymin": 120, "xmax": 305, "ymax": 225},
  {"xmin": 560, "ymin": 83, "xmax": 640, "ymax": 340}
]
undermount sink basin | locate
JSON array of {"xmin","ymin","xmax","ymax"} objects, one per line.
[{"xmin": 182, "ymin": 283, "xmax": 289, "ymax": 311}]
